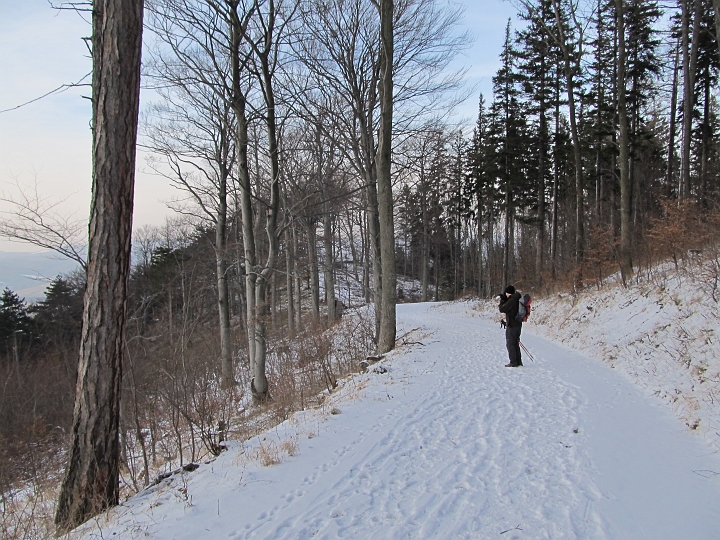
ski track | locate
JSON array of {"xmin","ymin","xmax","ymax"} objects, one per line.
[{"xmin": 77, "ymin": 302, "xmax": 720, "ymax": 540}]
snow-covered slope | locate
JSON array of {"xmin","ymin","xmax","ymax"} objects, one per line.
[
  {"xmin": 70, "ymin": 301, "xmax": 720, "ymax": 540},
  {"xmin": 476, "ymin": 263, "xmax": 720, "ymax": 452}
]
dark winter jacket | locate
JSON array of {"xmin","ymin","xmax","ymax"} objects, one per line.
[{"xmin": 499, "ymin": 292, "xmax": 523, "ymax": 328}]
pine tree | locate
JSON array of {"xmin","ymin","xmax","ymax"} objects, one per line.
[
  {"xmin": 467, "ymin": 95, "xmax": 497, "ymax": 296},
  {"xmin": 587, "ymin": 0, "xmax": 617, "ymax": 225},
  {"xmin": 692, "ymin": 0, "xmax": 720, "ymax": 202},
  {"xmin": 625, "ymin": 0, "xmax": 662, "ymax": 227},
  {"xmin": 516, "ymin": 0, "xmax": 562, "ymax": 283},
  {"xmin": 31, "ymin": 275, "xmax": 85, "ymax": 349},
  {"xmin": 0, "ymin": 288, "xmax": 31, "ymax": 361},
  {"xmin": 490, "ymin": 21, "xmax": 531, "ymax": 285}
]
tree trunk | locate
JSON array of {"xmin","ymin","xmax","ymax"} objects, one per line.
[
  {"xmin": 216, "ymin": 168, "xmax": 233, "ymax": 387},
  {"xmin": 503, "ymin": 188, "xmax": 511, "ymax": 286},
  {"xmin": 680, "ymin": 0, "xmax": 701, "ymax": 199},
  {"xmin": 307, "ymin": 220, "xmax": 320, "ymax": 320},
  {"xmin": 421, "ymin": 233, "xmax": 429, "ymax": 301},
  {"xmin": 551, "ymin": 65, "xmax": 561, "ymax": 280},
  {"xmin": 236, "ymin": 101, "xmax": 257, "ymax": 383},
  {"xmin": 55, "ymin": 0, "xmax": 143, "ymax": 532},
  {"xmin": 714, "ymin": 0, "xmax": 720, "ymax": 59},
  {"xmin": 361, "ymin": 206, "xmax": 371, "ymax": 304},
  {"xmin": 434, "ymin": 250, "xmax": 440, "ymax": 301},
  {"xmin": 323, "ymin": 210, "xmax": 336, "ymax": 322},
  {"xmin": 699, "ymin": 66, "xmax": 710, "ymax": 203},
  {"xmin": 285, "ymin": 229, "xmax": 295, "ymax": 336},
  {"xmin": 536, "ymin": 108, "xmax": 546, "ymax": 285},
  {"xmin": 346, "ymin": 210, "xmax": 360, "ymax": 283},
  {"xmin": 667, "ymin": 39, "xmax": 680, "ymax": 197},
  {"xmin": 270, "ymin": 266, "xmax": 277, "ymax": 328},
  {"xmin": 367, "ymin": 178, "xmax": 382, "ymax": 342},
  {"xmin": 536, "ymin": 45, "xmax": 547, "ymax": 285},
  {"xmin": 251, "ymin": 26, "xmax": 283, "ymax": 401},
  {"xmin": 293, "ymin": 223, "xmax": 302, "ymax": 331},
  {"xmin": 421, "ymin": 162, "xmax": 429, "ymax": 301},
  {"xmin": 477, "ymin": 189, "xmax": 484, "ymax": 297},
  {"xmin": 615, "ymin": 0, "xmax": 633, "ymax": 282},
  {"xmin": 375, "ymin": 0, "xmax": 396, "ymax": 354},
  {"xmin": 227, "ymin": 2, "xmax": 258, "ymax": 390},
  {"xmin": 552, "ymin": 0, "xmax": 584, "ymax": 283},
  {"xmin": 487, "ymin": 197, "xmax": 495, "ymax": 292}
]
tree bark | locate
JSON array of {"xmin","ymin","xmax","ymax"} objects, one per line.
[
  {"xmin": 680, "ymin": 0, "xmax": 701, "ymax": 199},
  {"xmin": 551, "ymin": 64, "xmax": 561, "ymax": 280},
  {"xmin": 367, "ymin": 176, "xmax": 382, "ymax": 342},
  {"xmin": 232, "ymin": 68, "xmax": 257, "ymax": 391},
  {"xmin": 615, "ymin": 0, "xmax": 633, "ymax": 282},
  {"xmin": 324, "ymin": 210, "xmax": 336, "ymax": 322},
  {"xmin": 699, "ymin": 65, "xmax": 710, "ymax": 203},
  {"xmin": 375, "ymin": 0, "xmax": 396, "ymax": 354},
  {"xmin": 552, "ymin": 0, "xmax": 584, "ymax": 283},
  {"xmin": 293, "ymin": 222, "xmax": 303, "ymax": 331},
  {"xmin": 503, "ymin": 188, "xmax": 511, "ymax": 286},
  {"xmin": 714, "ymin": 0, "xmax": 720, "ymax": 59},
  {"xmin": 536, "ymin": 41, "xmax": 548, "ymax": 285},
  {"xmin": 216, "ymin": 165, "xmax": 233, "ymax": 387},
  {"xmin": 667, "ymin": 38, "xmax": 680, "ymax": 197},
  {"xmin": 55, "ymin": 0, "xmax": 143, "ymax": 533},
  {"xmin": 250, "ymin": 7, "xmax": 283, "ymax": 400},
  {"xmin": 307, "ymin": 220, "xmax": 321, "ymax": 320},
  {"xmin": 285, "ymin": 229, "xmax": 295, "ymax": 336}
]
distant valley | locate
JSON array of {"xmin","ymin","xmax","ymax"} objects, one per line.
[{"xmin": 0, "ymin": 250, "xmax": 80, "ymax": 302}]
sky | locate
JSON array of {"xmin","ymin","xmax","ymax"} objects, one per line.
[{"xmin": 0, "ymin": 0, "xmax": 519, "ymax": 254}]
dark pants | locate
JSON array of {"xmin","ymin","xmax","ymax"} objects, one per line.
[{"xmin": 505, "ymin": 325, "xmax": 522, "ymax": 366}]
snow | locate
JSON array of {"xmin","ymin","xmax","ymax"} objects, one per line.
[
  {"xmin": 70, "ymin": 297, "xmax": 720, "ymax": 539},
  {"xmin": 476, "ymin": 263, "xmax": 720, "ymax": 452}
]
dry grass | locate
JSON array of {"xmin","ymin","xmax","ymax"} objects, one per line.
[
  {"xmin": 1, "ymin": 295, "xmax": 376, "ymax": 536},
  {"xmin": 255, "ymin": 439, "xmax": 282, "ymax": 467}
]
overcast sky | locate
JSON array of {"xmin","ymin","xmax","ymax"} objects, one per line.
[{"xmin": 0, "ymin": 0, "xmax": 518, "ymax": 253}]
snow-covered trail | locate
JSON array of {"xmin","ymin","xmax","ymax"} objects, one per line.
[{"xmin": 76, "ymin": 302, "xmax": 720, "ymax": 540}]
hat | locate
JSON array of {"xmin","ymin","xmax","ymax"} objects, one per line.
[{"xmin": 504, "ymin": 285, "xmax": 515, "ymax": 295}]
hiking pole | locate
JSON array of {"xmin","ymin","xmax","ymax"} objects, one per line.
[{"xmin": 519, "ymin": 340, "xmax": 535, "ymax": 362}]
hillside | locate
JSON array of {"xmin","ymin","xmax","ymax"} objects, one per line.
[
  {"xmin": 67, "ymin": 281, "xmax": 720, "ymax": 539},
  {"xmin": 475, "ymin": 260, "xmax": 720, "ymax": 453}
]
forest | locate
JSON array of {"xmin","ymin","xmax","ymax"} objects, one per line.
[{"xmin": 1, "ymin": 0, "xmax": 719, "ymax": 536}]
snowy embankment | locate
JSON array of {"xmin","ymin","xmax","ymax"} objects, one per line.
[
  {"xmin": 69, "ymin": 300, "xmax": 720, "ymax": 539},
  {"xmin": 476, "ymin": 262, "xmax": 720, "ymax": 452}
]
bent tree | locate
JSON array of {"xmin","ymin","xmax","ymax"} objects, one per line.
[{"xmin": 55, "ymin": 0, "xmax": 144, "ymax": 533}]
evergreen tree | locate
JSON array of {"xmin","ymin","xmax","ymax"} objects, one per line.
[
  {"xmin": 490, "ymin": 21, "xmax": 531, "ymax": 284},
  {"xmin": 587, "ymin": 0, "xmax": 618, "ymax": 225},
  {"xmin": 444, "ymin": 131, "xmax": 470, "ymax": 296},
  {"xmin": 692, "ymin": 0, "xmax": 720, "ymax": 202},
  {"xmin": 467, "ymin": 95, "xmax": 500, "ymax": 296},
  {"xmin": 32, "ymin": 275, "xmax": 85, "ymax": 349},
  {"xmin": 516, "ymin": 0, "xmax": 563, "ymax": 282},
  {"xmin": 0, "ymin": 288, "xmax": 32, "ymax": 362}
]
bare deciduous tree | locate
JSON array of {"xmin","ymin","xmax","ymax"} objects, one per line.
[{"xmin": 0, "ymin": 176, "xmax": 87, "ymax": 269}]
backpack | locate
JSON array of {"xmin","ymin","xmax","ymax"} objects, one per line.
[{"xmin": 515, "ymin": 293, "xmax": 532, "ymax": 322}]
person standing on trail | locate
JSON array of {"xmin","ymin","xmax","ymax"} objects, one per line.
[{"xmin": 499, "ymin": 285, "xmax": 523, "ymax": 367}]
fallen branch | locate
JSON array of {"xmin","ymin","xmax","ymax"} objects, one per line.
[
  {"xmin": 396, "ymin": 327, "xmax": 422, "ymax": 343},
  {"xmin": 692, "ymin": 469, "xmax": 720, "ymax": 479}
]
